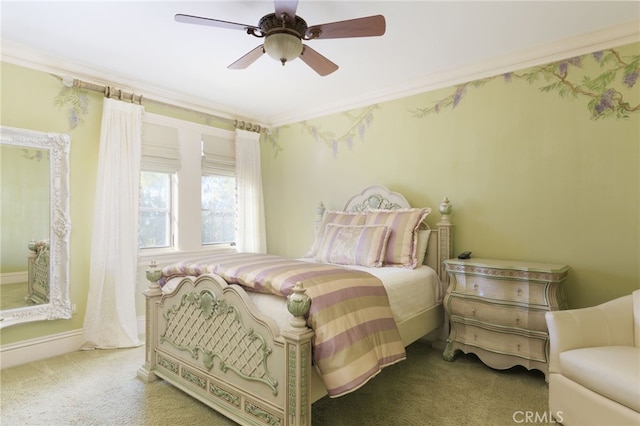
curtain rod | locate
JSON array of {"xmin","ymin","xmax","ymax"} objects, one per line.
[{"xmin": 57, "ymin": 75, "xmax": 266, "ymax": 134}]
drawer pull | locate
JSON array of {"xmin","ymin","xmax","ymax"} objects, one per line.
[
  {"xmin": 516, "ymin": 288, "xmax": 523, "ymax": 296},
  {"xmin": 515, "ymin": 316, "xmax": 521, "ymax": 324},
  {"xmin": 517, "ymin": 343, "xmax": 522, "ymax": 351},
  {"xmin": 471, "ymin": 309, "xmax": 477, "ymax": 316},
  {"xmin": 473, "ymin": 283, "xmax": 479, "ymax": 291}
]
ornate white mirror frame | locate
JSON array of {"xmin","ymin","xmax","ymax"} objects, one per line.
[{"xmin": 0, "ymin": 126, "xmax": 72, "ymax": 328}]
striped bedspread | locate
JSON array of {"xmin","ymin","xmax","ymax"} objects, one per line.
[{"xmin": 160, "ymin": 252, "xmax": 406, "ymax": 397}]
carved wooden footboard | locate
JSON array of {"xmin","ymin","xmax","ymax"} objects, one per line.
[{"xmin": 137, "ymin": 268, "xmax": 314, "ymax": 426}]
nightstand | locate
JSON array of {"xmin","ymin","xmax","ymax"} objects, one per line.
[{"xmin": 442, "ymin": 258, "xmax": 569, "ymax": 380}]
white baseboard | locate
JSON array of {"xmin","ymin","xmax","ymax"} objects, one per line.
[
  {"xmin": 0, "ymin": 316, "xmax": 146, "ymax": 369},
  {"xmin": 0, "ymin": 271, "xmax": 28, "ymax": 285},
  {"xmin": 0, "ymin": 329, "xmax": 84, "ymax": 369}
]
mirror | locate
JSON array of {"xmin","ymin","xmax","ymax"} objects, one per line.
[{"xmin": 0, "ymin": 126, "xmax": 71, "ymax": 327}]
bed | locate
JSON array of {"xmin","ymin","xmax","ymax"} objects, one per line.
[
  {"xmin": 27, "ymin": 239, "xmax": 50, "ymax": 304},
  {"xmin": 137, "ymin": 185, "xmax": 454, "ymax": 426}
]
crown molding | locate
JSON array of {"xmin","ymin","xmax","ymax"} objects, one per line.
[
  {"xmin": 0, "ymin": 40, "xmax": 258, "ymax": 125},
  {"xmin": 268, "ymin": 20, "xmax": 640, "ymax": 127},
  {"xmin": 2, "ymin": 20, "xmax": 638, "ymax": 129}
]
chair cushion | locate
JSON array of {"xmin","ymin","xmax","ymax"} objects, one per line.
[{"xmin": 559, "ymin": 346, "xmax": 640, "ymax": 412}]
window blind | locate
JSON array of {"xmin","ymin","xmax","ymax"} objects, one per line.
[
  {"xmin": 201, "ymin": 134, "xmax": 235, "ymax": 176},
  {"xmin": 141, "ymin": 123, "xmax": 181, "ymax": 173}
]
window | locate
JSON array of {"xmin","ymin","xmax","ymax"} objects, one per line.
[
  {"xmin": 201, "ymin": 133, "xmax": 236, "ymax": 246},
  {"xmin": 201, "ymin": 175, "xmax": 235, "ymax": 244},
  {"xmin": 139, "ymin": 121, "xmax": 180, "ymax": 250},
  {"xmin": 138, "ymin": 114, "xmax": 237, "ymax": 253},
  {"xmin": 139, "ymin": 171, "xmax": 172, "ymax": 248}
]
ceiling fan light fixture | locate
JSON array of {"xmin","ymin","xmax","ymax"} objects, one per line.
[{"xmin": 264, "ymin": 32, "xmax": 303, "ymax": 65}]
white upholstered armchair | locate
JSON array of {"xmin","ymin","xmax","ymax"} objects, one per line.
[{"xmin": 545, "ymin": 290, "xmax": 640, "ymax": 426}]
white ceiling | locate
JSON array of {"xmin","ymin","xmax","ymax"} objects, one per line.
[{"xmin": 2, "ymin": 1, "xmax": 639, "ymax": 126}]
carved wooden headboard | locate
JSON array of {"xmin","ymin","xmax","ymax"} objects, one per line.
[
  {"xmin": 318, "ymin": 185, "xmax": 454, "ymax": 282},
  {"xmin": 343, "ymin": 184, "xmax": 412, "ymax": 212}
]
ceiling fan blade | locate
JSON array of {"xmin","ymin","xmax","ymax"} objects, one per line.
[
  {"xmin": 175, "ymin": 14, "xmax": 258, "ymax": 32},
  {"xmin": 228, "ymin": 45, "xmax": 265, "ymax": 70},
  {"xmin": 299, "ymin": 44, "xmax": 338, "ymax": 76},
  {"xmin": 306, "ymin": 15, "xmax": 386, "ymax": 39},
  {"xmin": 274, "ymin": 0, "xmax": 299, "ymax": 23}
]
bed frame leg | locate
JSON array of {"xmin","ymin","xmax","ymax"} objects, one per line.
[
  {"xmin": 281, "ymin": 283, "xmax": 314, "ymax": 426},
  {"xmin": 137, "ymin": 260, "xmax": 164, "ymax": 384}
]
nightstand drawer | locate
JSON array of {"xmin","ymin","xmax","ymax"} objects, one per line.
[
  {"xmin": 451, "ymin": 274, "xmax": 547, "ymax": 306},
  {"xmin": 451, "ymin": 322, "xmax": 548, "ymax": 362},
  {"xmin": 448, "ymin": 296, "xmax": 547, "ymax": 331}
]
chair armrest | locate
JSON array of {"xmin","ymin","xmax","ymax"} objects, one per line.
[{"xmin": 545, "ymin": 294, "xmax": 634, "ymax": 373}]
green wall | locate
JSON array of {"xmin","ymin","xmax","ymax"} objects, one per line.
[
  {"xmin": 1, "ymin": 62, "xmax": 102, "ymax": 344},
  {"xmin": 1, "ymin": 145, "xmax": 50, "ymax": 272},
  {"xmin": 1, "ymin": 42, "xmax": 638, "ymax": 348},
  {"xmin": 261, "ymin": 43, "xmax": 640, "ymax": 309},
  {"xmin": 0, "ymin": 62, "xmax": 231, "ymax": 346}
]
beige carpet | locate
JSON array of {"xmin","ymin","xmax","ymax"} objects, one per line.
[
  {"xmin": 0, "ymin": 282, "xmax": 32, "ymax": 310},
  {"xmin": 0, "ymin": 340, "xmax": 552, "ymax": 425}
]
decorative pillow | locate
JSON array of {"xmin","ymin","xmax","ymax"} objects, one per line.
[
  {"xmin": 314, "ymin": 224, "xmax": 391, "ymax": 268},
  {"xmin": 305, "ymin": 210, "xmax": 366, "ymax": 258},
  {"xmin": 365, "ymin": 208, "xmax": 432, "ymax": 268},
  {"xmin": 415, "ymin": 228, "xmax": 432, "ymax": 266}
]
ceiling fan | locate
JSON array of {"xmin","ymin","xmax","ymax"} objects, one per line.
[{"xmin": 175, "ymin": 0, "xmax": 386, "ymax": 76}]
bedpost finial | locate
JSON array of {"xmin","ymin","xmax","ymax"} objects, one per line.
[
  {"xmin": 439, "ymin": 197, "xmax": 452, "ymax": 221},
  {"xmin": 287, "ymin": 282, "xmax": 311, "ymax": 329},
  {"xmin": 146, "ymin": 260, "xmax": 163, "ymax": 284}
]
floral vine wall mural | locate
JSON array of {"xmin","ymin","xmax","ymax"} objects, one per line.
[
  {"xmin": 54, "ymin": 83, "xmax": 90, "ymax": 131},
  {"xmin": 412, "ymin": 48, "xmax": 639, "ymax": 120},
  {"xmin": 21, "ymin": 148, "xmax": 48, "ymax": 162},
  {"xmin": 298, "ymin": 105, "xmax": 379, "ymax": 157},
  {"xmin": 261, "ymin": 126, "xmax": 284, "ymax": 157},
  {"xmin": 52, "ymin": 76, "xmax": 233, "ymax": 132}
]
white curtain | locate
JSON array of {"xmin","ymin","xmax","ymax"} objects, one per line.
[
  {"xmin": 235, "ymin": 129, "xmax": 267, "ymax": 253},
  {"xmin": 82, "ymin": 98, "xmax": 143, "ymax": 349}
]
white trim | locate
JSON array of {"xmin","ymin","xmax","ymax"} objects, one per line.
[
  {"xmin": 1, "ymin": 21, "xmax": 638, "ymax": 127},
  {"xmin": 0, "ymin": 271, "xmax": 28, "ymax": 285},
  {"xmin": 0, "ymin": 318, "xmax": 146, "ymax": 369},
  {"xmin": 0, "ymin": 40, "xmax": 253, "ymax": 123},
  {"xmin": 0, "ymin": 329, "xmax": 83, "ymax": 369},
  {"xmin": 271, "ymin": 21, "xmax": 640, "ymax": 126},
  {"xmin": 143, "ymin": 113, "xmax": 235, "ymax": 139}
]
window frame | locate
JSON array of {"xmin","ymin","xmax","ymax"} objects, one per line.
[
  {"xmin": 139, "ymin": 170, "xmax": 175, "ymax": 250},
  {"xmin": 201, "ymin": 174, "xmax": 236, "ymax": 246},
  {"xmin": 138, "ymin": 113, "xmax": 236, "ymax": 259}
]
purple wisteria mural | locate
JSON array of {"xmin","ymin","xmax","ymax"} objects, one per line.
[
  {"xmin": 54, "ymin": 84, "xmax": 90, "ymax": 130},
  {"xmin": 21, "ymin": 149, "xmax": 47, "ymax": 161},
  {"xmin": 299, "ymin": 105, "xmax": 379, "ymax": 157},
  {"xmin": 262, "ymin": 126, "xmax": 284, "ymax": 157},
  {"xmin": 412, "ymin": 48, "xmax": 639, "ymax": 120}
]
